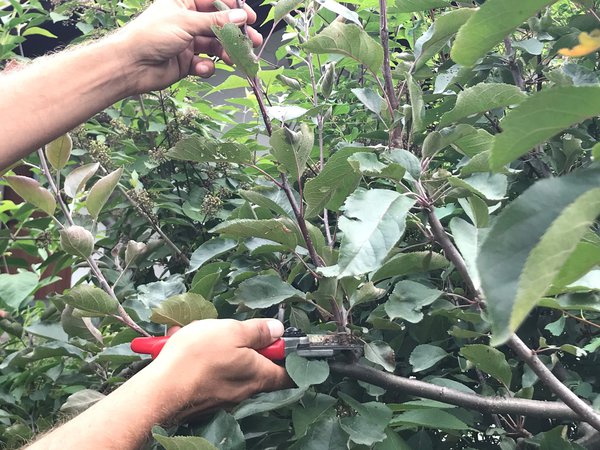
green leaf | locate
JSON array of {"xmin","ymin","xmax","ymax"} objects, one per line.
[
  {"xmin": 339, "ymin": 392, "xmax": 392, "ymax": 445},
  {"xmin": 396, "ymin": 0, "xmax": 451, "ymax": 12},
  {"xmin": 384, "ymin": 280, "xmax": 442, "ymax": 323},
  {"xmin": 448, "ymin": 173, "xmax": 507, "ymax": 201},
  {"xmin": 63, "ymin": 284, "xmax": 119, "ymax": 316},
  {"xmin": 60, "ymin": 389, "xmax": 105, "ymax": 416},
  {"xmin": 351, "ymin": 88, "xmax": 385, "ymax": 114},
  {"xmin": 545, "ymin": 315, "xmax": 566, "ymax": 336},
  {"xmin": 451, "ymin": 0, "xmax": 557, "ymax": 67},
  {"xmin": 414, "ymin": 9, "xmax": 475, "ymax": 70},
  {"xmin": 5, "ymin": 175, "xmax": 56, "ymax": 215},
  {"xmin": 390, "ymin": 409, "xmax": 469, "ymax": 430},
  {"xmin": 240, "ymin": 188, "xmax": 293, "ymax": 217},
  {"xmin": 304, "ymin": 147, "xmax": 370, "ymax": 217},
  {"xmin": 374, "ymin": 428, "xmax": 411, "ymax": 450},
  {"xmin": 302, "ymin": 21, "xmax": 384, "ymax": 73},
  {"xmin": 168, "ymin": 136, "xmax": 253, "ymax": 164},
  {"xmin": 383, "ymin": 149, "xmax": 421, "ymax": 180},
  {"xmin": 22, "ymin": 26, "xmax": 57, "ymax": 38},
  {"xmin": 408, "ymin": 75, "xmax": 425, "ymax": 133},
  {"xmin": 233, "ymin": 388, "xmax": 306, "ymax": 419},
  {"xmin": 45, "ymin": 134, "xmax": 72, "ymax": 170},
  {"xmin": 449, "ymin": 217, "xmax": 489, "ymax": 289},
  {"xmin": 550, "ymin": 240, "xmax": 600, "ymax": 292},
  {"xmin": 64, "ymin": 162, "xmax": 99, "ymax": 198},
  {"xmin": 86, "ymin": 167, "xmax": 122, "ymax": 220},
  {"xmin": 188, "ymin": 238, "xmax": 237, "ymax": 273},
  {"xmin": 409, "ymin": 344, "xmax": 449, "ymax": 372},
  {"xmin": 211, "ymin": 218, "xmax": 300, "ymax": 250},
  {"xmin": 230, "ymin": 274, "xmax": 304, "ymax": 309},
  {"xmin": 422, "ymin": 124, "xmax": 480, "ymax": 159},
  {"xmin": 592, "ymin": 142, "xmax": 600, "ymax": 161},
  {"xmin": 347, "ymin": 152, "xmax": 406, "ymax": 180},
  {"xmin": 286, "ymin": 353, "xmax": 330, "ymax": 388},
  {"xmin": 364, "ymin": 340, "xmax": 396, "ymax": 372},
  {"xmin": 319, "ymin": 189, "xmax": 415, "ymax": 278},
  {"xmin": 153, "ymin": 435, "xmax": 217, "ymax": 450},
  {"xmin": 270, "ymin": 124, "xmax": 314, "ymax": 180},
  {"xmin": 290, "ymin": 417, "xmax": 348, "ymax": 450},
  {"xmin": 460, "ymin": 344, "xmax": 512, "ymax": 386},
  {"xmin": 349, "ymin": 282, "xmax": 387, "ymax": 309},
  {"xmin": 0, "ymin": 271, "xmax": 38, "ymax": 312},
  {"xmin": 200, "ymin": 410, "xmax": 245, "ymax": 450},
  {"xmin": 490, "ymin": 87, "xmax": 600, "ymax": 170},
  {"xmin": 292, "ymin": 393, "xmax": 337, "ymax": 439},
  {"xmin": 151, "ymin": 293, "xmax": 217, "ymax": 326},
  {"xmin": 190, "ymin": 272, "xmax": 221, "ymax": 300},
  {"xmin": 372, "ymin": 251, "xmax": 449, "ymax": 282},
  {"xmin": 453, "ymin": 128, "xmax": 493, "ymax": 157},
  {"xmin": 439, "ymin": 83, "xmax": 527, "ymax": 127},
  {"xmin": 274, "ymin": 0, "xmax": 303, "ymax": 22},
  {"xmin": 477, "ymin": 169, "xmax": 600, "ymax": 344},
  {"xmin": 212, "ymin": 23, "xmax": 259, "ymax": 78}
]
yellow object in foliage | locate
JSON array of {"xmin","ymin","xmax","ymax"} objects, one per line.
[{"xmin": 558, "ymin": 30, "xmax": 600, "ymax": 57}]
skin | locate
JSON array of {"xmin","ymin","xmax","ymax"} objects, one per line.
[
  {"xmin": 26, "ymin": 319, "xmax": 290, "ymax": 449},
  {"xmin": 3, "ymin": 0, "xmax": 288, "ymax": 447},
  {"xmin": 0, "ymin": 0, "xmax": 263, "ymax": 169}
]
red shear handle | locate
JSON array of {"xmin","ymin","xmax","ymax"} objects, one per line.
[
  {"xmin": 256, "ymin": 338, "xmax": 285, "ymax": 360},
  {"xmin": 131, "ymin": 336, "xmax": 169, "ymax": 359},
  {"xmin": 131, "ymin": 336, "xmax": 286, "ymax": 360}
]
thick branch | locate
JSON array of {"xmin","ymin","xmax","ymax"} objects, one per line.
[
  {"xmin": 330, "ymin": 362, "xmax": 581, "ymax": 421},
  {"xmin": 508, "ymin": 335, "xmax": 600, "ymax": 432},
  {"xmin": 379, "ymin": 0, "xmax": 399, "ymax": 111}
]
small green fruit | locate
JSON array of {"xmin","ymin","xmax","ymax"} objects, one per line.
[{"xmin": 60, "ymin": 225, "xmax": 94, "ymax": 258}]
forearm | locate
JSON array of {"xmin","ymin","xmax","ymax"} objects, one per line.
[
  {"xmin": 0, "ymin": 34, "xmax": 135, "ymax": 170},
  {"xmin": 27, "ymin": 364, "xmax": 179, "ymax": 450}
]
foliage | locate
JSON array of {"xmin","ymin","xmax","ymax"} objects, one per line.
[{"xmin": 2, "ymin": 0, "xmax": 600, "ymax": 448}]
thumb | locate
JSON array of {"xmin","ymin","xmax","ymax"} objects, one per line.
[
  {"xmin": 180, "ymin": 9, "xmax": 248, "ymax": 36},
  {"xmin": 238, "ymin": 318, "xmax": 284, "ymax": 350}
]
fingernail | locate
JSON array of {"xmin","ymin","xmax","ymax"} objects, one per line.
[
  {"xmin": 267, "ymin": 319, "xmax": 284, "ymax": 339},
  {"xmin": 228, "ymin": 9, "xmax": 247, "ymax": 23}
]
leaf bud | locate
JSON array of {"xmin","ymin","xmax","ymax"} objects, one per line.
[
  {"xmin": 125, "ymin": 240, "xmax": 147, "ymax": 266},
  {"xmin": 318, "ymin": 62, "xmax": 336, "ymax": 99},
  {"xmin": 60, "ymin": 225, "xmax": 94, "ymax": 258},
  {"xmin": 277, "ymin": 74, "xmax": 302, "ymax": 90}
]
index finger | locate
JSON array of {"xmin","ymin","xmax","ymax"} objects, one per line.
[{"xmin": 196, "ymin": 0, "xmax": 257, "ymax": 24}]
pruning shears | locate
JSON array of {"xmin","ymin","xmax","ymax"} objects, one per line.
[{"xmin": 130, "ymin": 327, "xmax": 364, "ymax": 361}]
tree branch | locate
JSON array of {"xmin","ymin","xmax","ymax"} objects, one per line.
[
  {"xmin": 330, "ymin": 362, "xmax": 582, "ymax": 421},
  {"xmin": 507, "ymin": 335, "xmax": 600, "ymax": 432}
]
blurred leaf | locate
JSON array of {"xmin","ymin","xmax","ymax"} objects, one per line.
[
  {"xmin": 234, "ymin": 388, "xmax": 306, "ymax": 419},
  {"xmin": 292, "ymin": 393, "xmax": 337, "ymax": 438},
  {"xmin": 0, "ymin": 271, "xmax": 38, "ymax": 312},
  {"xmin": 211, "ymin": 218, "xmax": 300, "ymax": 249},
  {"xmin": 364, "ymin": 340, "xmax": 396, "ymax": 372},
  {"xmin": 153, "ymin": 434, "xmax": 217, "ymax": 450},
  {"xmin": 319, "ymin": 189, "xmax": 415, "ymax": 278},
  {"xmin": 5, "ymin": 175, "xmax": 56, "ymax": 215},
  {"xmin": 449, "ymin": 217, "xmax": 489, "ymax": 289},
  {"xmin": 439, "ymin": 83, "xmax": 526, "ymax": 127},
  {"xmin": 188, "ymin": 238, "xmax": 237, "ymax": 273},
  {"xmin": 491, "ymin": 87, "xmax": 600, "ymax": 169},
  {"xmin": 390, "ymin": 409, "xmax": 469, "ymax": 430},
  {"xmin": 230, "ymin": 274, "xmax": 304, "ymax": 309},
  {"xmin": 168, "ymin": 137, "xmax": 253, "ymax": 164},
  {"xmin": 212, "ymin": 23, "xmax": 259, "ymax": 77},
  {"xmin": 270, "ymin": 124, "xmax": 314, "ymax": 180},
  {"xmin": 87, "ymin": 167, "xmax": 123, "ymax": 220},
  {"xmin": 460, "ymin": 344, "xmax": 512, "ymax": 386},
  {"xmin": 286, "ymin": 353, "xmax": 330, "ymax": 388},
  {"xmin": 409, "ymin": 344, "xmax": 449, "ymax": 372},
  {"xmin": 372, "ymin": 251, "xmax": 449, "ymax": 282},
  {"xmin": 396, "ymin": 0, "xmax": 450, "ymax": 12},
  {"xmin": 45, "ymin": 134, "xmax": 72, "ymax": 170},
  {"xmin": 385, "ymin": 280, "xmax": 442, "ymax": 323},
  {"xmin": 408, "ymin": 74, "xmax": 425, "ymax": 133},
  {"xmin": 352, "ymin": 88, "xmax": 385, "ymax": 114},
  {"xmin": 414, "ymin": 9, "xmax": 475, "ymax": 70},
  {"xmin": 151, "ymin": 293, "xmax": 217, "ymax": 326},
  {"xmin": 478, "ymin": 169, "xmax": 600, "ymax": 344},
  {"xmin": 64, "ymin": 162, "xmax": 99, "ymax": 198},
  {"xmin": 349, "ymin": 282, "xmax": 386, "ymax": 309},
  {"xmin": 200, "ymin": 410, "xmax": 245, "ymax": 450},
  {"xmin": 60, "ymin": 389, "xmax": 105, "ymax": 416},
  {"xmin": 63, "ymin": 284, "xmax": 119, "ymax": 316},
  {"xmin": 304, "ymin": 147, "xmax": 369, "ymax": 217},
  {"xmin": 451, "ymin": 0, "xmax": 557, "ymax": 67},
  {"xmin": 339, "ymin": 392, "xmax": 392, "ymax": 445},
  {"xmin": 302, "ymin": 21, "xmax": 383, "ymax": 73},
  {"xmin": 274, "ymin": 0, "xmax": 303, "ymax": 22},
  {"xmin": 290, "ymin": 417, "xmax": 347, "ymax": 449}
]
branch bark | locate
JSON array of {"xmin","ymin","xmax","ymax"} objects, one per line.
[{"xmin": 330, "ymin": 362, "xmax": 581, "ymax": 421}]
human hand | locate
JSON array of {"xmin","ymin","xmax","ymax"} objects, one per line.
[
  {"xmin": 144, "ymin": 319, "xmax": 291, "ymax": 417},
  {"xmin": 114, "ymin": 0, "xmax": 263, "ymax": 94}
]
